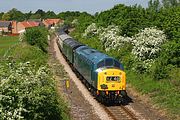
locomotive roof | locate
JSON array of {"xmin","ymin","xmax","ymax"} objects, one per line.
[
  {"xmin": 59, "ymin": 34, "xmax": 72, "ymax": 41},
  {"xmin": 75, "ymin": 46, "xmax": 113, "ymax": 64}
]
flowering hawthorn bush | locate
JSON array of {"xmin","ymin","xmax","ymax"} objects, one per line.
[
  {"xmin": 132, "ymin": 27, "xmax": 167, "ymax": 60},
  {"xmin": 83, "ymin": 24, "xmax": 167, "ymax": 70},
  {"xmin": 83, "ymin": 23, "xmax": 99, "ymax": 37},
  {"xmin": 131, "ymin": 27, "xmax": 167, "ymax": 69},
  {"xmin": 72, "ymin": 19, "xmax": 78, "ymax": 26},
  {"xmin": 0, "ymin": 61, "xmax": 61, "ymax": 119},
  {"xmin": 83, "ymin": 23, "xmax": 132, "ymax": 52},
  {"xmin": 99, "ymin": 25, "xmax": 132, "ymax": 52}
]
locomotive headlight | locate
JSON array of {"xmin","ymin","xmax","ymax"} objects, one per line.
[{"xmin": 100, "ymin": 84, "xmax": 108, "ymax": 89}]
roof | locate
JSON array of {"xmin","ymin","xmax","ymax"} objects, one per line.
[
  {"xmin": 76, "ymin": 46, "xmax": 124, "ymax": 70},
  {"xmin": 43, "ymin": 19, "xmax": 63, "ymax": 25},
  {"xmin": 0, "ymin": 21, "xmax": 11, "ymax": 27},
  {"xmin": 76, "ymin": 46, "xmax": 110, "ymax": 64},
  {"xmin": 20, "ymin": 21, "xmax": 39, "ymax": 28}
]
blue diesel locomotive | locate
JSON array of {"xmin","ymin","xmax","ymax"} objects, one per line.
[{"xmin": 56, "ymin": 27, "xmax": 127, "ymax": 102}]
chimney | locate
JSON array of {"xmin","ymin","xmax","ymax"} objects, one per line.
[{"xmin": 12, "ymin": 21, "xmax": 17, "ymax": 34}]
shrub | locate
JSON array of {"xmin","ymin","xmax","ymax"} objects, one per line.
[
  {"xmin": 0, "ymin": 61, "xmax": 62, "ymax": 119},
  {"xmin": 24, "ymin": 27, "xmax": 48, "ymax": 53}
]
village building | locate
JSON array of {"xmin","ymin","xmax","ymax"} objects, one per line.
[
  {"xmin": 0, "ymin": 21, "xmax": 12, "ymax": 35},
  {"xmin": 17, "ymin": 21, "xmax": 40, "ymax": 33},
  {"xmin": 43, "ymin": 19, "xmax": 63, "ymax": 29}
]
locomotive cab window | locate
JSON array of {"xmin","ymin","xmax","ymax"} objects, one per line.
[
  {"xmin": 105, "ymin": 59, "xmax": 113, "ymax": 66},
  {"xmin": 106, "ymin": 76, "xmax": 120, "ymax": 82},
  {"xmin": 114, "ymin": 60, "xmax": 120, "ymax": 68}
]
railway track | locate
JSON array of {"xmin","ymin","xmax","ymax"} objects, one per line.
[{"xmin": 104, "ymin": 105, "xmax": 138, "ymax": 120}]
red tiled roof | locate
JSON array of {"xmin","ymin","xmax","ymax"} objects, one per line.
[
  {"xmin": 43, "ymin": 19, "xmax": 63, "ymax": 25},
  {"xmin": 20, "ymin": 21, "xmax": 39, "ymax": 28}
]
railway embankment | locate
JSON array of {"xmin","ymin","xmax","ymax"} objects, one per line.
[{"xmin": 0, "ymin": 28, "xmax": 70, "ymax": 119}]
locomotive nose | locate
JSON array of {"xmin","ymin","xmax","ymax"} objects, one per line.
[{"xmin": 97, "ymin": 68, "xmax": 126, "ymax": 91}]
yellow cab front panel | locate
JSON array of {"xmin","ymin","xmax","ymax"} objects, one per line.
[{"xmin": 97, "ymin": 68, "xmax": 126, "ymax": 91}]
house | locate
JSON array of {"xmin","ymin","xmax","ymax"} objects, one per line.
[
  {"xmin": 28, "ymin": 19, "xmax": 44, "ymax": 26},
  {"xmin": 43, "ymin": 19, "xmax": 64, "ymax": 29},
  {"xmin": 0, "ymin": 21, "xmax": 12, "ymax": 34},
  {"xmin": 17, "ymin": 21, "xmax": 40, "ymax": 33}
]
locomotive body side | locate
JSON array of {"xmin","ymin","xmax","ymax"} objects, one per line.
[{"xmin": 74, "ymin": 46, "xmax": 127, "ymax": 99}]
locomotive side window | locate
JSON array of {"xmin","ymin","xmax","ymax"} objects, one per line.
[
  {"xmin": 114, "ymin": 60, "xmax": 120, "ymax": 68},
  {"xmin": 97, "ymin": 60, "xmax": 105, "ymax": 68},
  {"xmin": 105, "ymin": 59, "xmax": 113, "ymax": 66},
  {"xmin": 106, "ymin": 76, "xmax": 120, "ymax": 82}
]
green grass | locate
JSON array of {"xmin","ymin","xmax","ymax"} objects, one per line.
[
  {"xmin": 127, "ymin": 71, "xmax": 180, "ymax": 119},
  {"xmin": 0, "ymin": 36, "xmax": 19, "ymax": 56}
]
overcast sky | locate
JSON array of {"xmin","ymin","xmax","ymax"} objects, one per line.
[{"xmin": 0, "ymin": 0, "xmax": 148, "ymax": 14}]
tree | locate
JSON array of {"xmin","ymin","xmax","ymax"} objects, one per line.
[
  {"xmin": 45, "ymin": 11, "xmax": 57, "ymax": 18},
  {"xmin": 0, "ymin": 12, "xmax": 4, "ymax": 19},
  {"xmin": 24, "ymin": 27, "xmax": 48, "ymax": 53},
  {"xmin": 29, "ymin": 14, "xmax": 41, "ymax": 19},
  {"xmin": 35, "ymin": 9, "xmax": 46, "ymax": 18},
  {"xmin": 24, "ymin": 11, "xmax": 32, "ymax": 20},
  {"xmin": 7, "ymin": 8, "xmax": 25, "ymax": 21},
  {"xmin": 162, "ymin": 0, "xmax": 180, "ymax": 7},
  {"xmin": 2, "ymin": 13, "xmax": 10, "ymax": 20},
  {"xmin": 148, "ymin": 0, "xmax": 161, "ymax": 12}
]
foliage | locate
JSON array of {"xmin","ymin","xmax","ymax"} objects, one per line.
[
  {"xmin": 70, "ymin": 2, "xmax": 180, "ymax": 119},
  {"xmin": 132, "ymin": 27, "xmax": 167, "ymax": 61},
  {"xmin": 24, "ymin": 27, "xmax": 49, "ymax": 53},
  {"xmin": 82, "ymin": 23, "xmax": 99, "ymax": 37},
  {"xmin": 2, "ymin": 13, "xmax": 11, "ymax": 21},
  {"xmin": 0, "ymin": 61, "xmax": 63, "ymax": 119},
  {"xmin": 0, "ymin": 40, "xmax": 70, "ymax": 120},
  {"xmin": 0, "ymin": 12, "xmax": 4, "ymax": 19}
]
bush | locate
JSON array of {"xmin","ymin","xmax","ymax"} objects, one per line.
[
  {"xmin": 0, "ymin": 61, "xmax": 63, "ymax": 120},
  {"xmin": 24, "ymin": 27, "xmax": 48, "ymax": 53}
]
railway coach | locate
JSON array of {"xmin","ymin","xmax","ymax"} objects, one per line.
[{"xmin": 56, "ymin": 27, "xmax": 127, "ymax": 102}]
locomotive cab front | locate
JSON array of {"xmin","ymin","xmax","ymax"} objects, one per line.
[{"xmin": 96, "ymin": 59, "xmax": 127, "ymax": 99}]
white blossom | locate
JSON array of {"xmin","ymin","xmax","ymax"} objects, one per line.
[{"xmin": 132, "ymin": 27, "xmax": 166, "ymax": 61}]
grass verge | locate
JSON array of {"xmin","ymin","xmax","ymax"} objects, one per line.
[{"xmin": 0, "ymin": 36, "xmax": 19, "ymax": 56}]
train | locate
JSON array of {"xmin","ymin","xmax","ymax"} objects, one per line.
[{"xmin": 56, "ymin": 26, "xmax": 127, "ymax": 103}]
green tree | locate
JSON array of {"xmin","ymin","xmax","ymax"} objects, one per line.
[
  {"xmin": 6, "ymin": 8, "xmax": 25, "ymax": 21},
  {"xmin": 148, "ymin": 0, "xmax": 161, "ymax": 12},
  {"xmin": 162, "ymin": 0, "xmax": 180, "ymax": 7},
  {"xmin": 45, "ymin": 11, "xmax": 57, "ymax": 18},
  {"xmin": 35, "ymin": 9, "xmax": 46, "ymax": 18},
  {"xmin": 24, "ymin": 27, "xmax": 48, "ymax": 53},
  {"xmin": 0, "ymin": 12, "xmax": 4, "ymax": 19},
  {"xmin": 29, "ymin": 14, "xmax": 41, "ymax": 19},
  {"xmin": 2, "ymin": 13, "xmax": 11, "ymax": 20}
]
